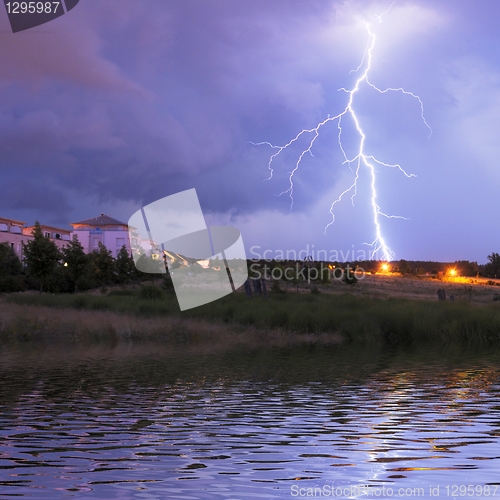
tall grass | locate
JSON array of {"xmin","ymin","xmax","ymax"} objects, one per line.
[{"xmin": 4, "ymin": 290, "xmax": 500, "ymax": 346}]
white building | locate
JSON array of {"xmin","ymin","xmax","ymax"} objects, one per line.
[
  {"xmin": 22, "ymin": 224, "xmax": 71, "ymax": 252},
  {"xmin": 0, "ymin": 217, "xmax": 71, "ymax": 259},
  {"xmin": 70, "ymin": 214, "xmax": 130, "ymax": 258},
  {"xmin": 0, "ymin": 217, "xmax": 26, "ymax": 258}
]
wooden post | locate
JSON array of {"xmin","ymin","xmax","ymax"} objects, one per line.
[
  {"xmin": 244, "ymin": 279, "xmax": 252, "ymax": 298},
  {"xmin": 261, "ymin": 278, "xmax": 268, "ymax": 298},
  {"xmin": 251, "ymin": 277, "xmax": 262, "ymax": 295}
]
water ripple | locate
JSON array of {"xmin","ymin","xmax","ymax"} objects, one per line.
[{"xmin": 1, "ymin": 345, "xmax": 500, "ymax": 498}]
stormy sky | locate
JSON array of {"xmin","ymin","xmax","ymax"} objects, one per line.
[{"xmin": 1, "ymin": 0, "xmax": 499, "ymax": 262}]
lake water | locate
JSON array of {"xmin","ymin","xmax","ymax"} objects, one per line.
[{"xmin": 1, "ymin": 342, "xmax": 500, "ymax": 499}]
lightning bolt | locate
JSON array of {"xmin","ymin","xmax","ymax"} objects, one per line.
[{"xmin": 251, "ymin": 6, "xmax": 431, "ymax": 261}]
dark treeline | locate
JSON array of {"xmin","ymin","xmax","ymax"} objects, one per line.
[
  {"xmin": 1, "ymin": 221, "xmax": 499, "ymax": 294},
  {"xmin": 352, "ymin": 257, "xmax": 499, "ymax": 277},
  {"xmin": 248, "ymin": 254, "xmax": 500, "ymax": 280},
  {"xmin": 354, "ymin": 260, "xmax": 480, "ymax": 276}
]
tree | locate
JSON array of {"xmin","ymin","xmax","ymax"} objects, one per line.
[
  {"xmin": 115, "ymin": 245, "xmax": 135, "ymax": 284},
  {"xmin": 398, "ymin": 259, "xmax": 413, "ymax": 276},
  {"xmin": 136, "ymin": 252, "xmax": 166, "ymax": 278},
  {"xmin": 454, "ymin": 260, "xmax": 478, "ymax": 278},
  {"xmin": 0, "ymin": 242, "xmax": 22, "ymax": 276},
  {"xmin": 485, "ymin": 253, "xmax": 500, "ymax": 278},
  {"xmin": 62, "ymin": 235, "xmax": 89, "ymax": 292},
  {"xmin": 89, "ymin": 242, "xmax": 115, "ymax": 286},
  {"xmin": 22, "ymin": 221, "xmax": 61, "ymax": 292},
  {"xmin": 0, "ymin": 243, "xmax": 24, "ymax": 292}
]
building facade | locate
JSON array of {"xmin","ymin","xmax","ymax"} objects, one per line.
[
  {"xmin": 0, "ymin": 217, "xmax": 26, "ymax": 258},
  {"xmin": 1, "ymin": 214, "xmax": 131, "ymax": 260},
  {"xmin": 0, "ymin": 217, "xmax": 71, "ymax": 259},
  {"xmin": 70, "ymin": 214, "xmax": 131, "ymax": 258},
  {"xmin": 22, "ymin": 225, "xmax": 71, "ymax": 252}
]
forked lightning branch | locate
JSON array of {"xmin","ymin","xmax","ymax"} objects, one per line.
[{"xmin": 252, "ymin": 6, "xmax": 431, "ymax": 262}]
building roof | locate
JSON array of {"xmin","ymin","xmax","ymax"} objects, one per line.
[
  {"xmin": 71, "ymin": 213, "xmax": 128, "ymax": 227},
  {"xmin": 23, "ymin": 224, "xmax": 71, "ymax": 234},
  {"xmin": 0, "ymin": 216, "xmax": 26, "ymax": 226}
]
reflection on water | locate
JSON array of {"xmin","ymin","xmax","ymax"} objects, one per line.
[{"xmin": 1, "ymin": 342, "xmax": 500, "ymax": 498}]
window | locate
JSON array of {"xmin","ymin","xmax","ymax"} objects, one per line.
[
  {"xmin": 116, "ymin": 238, "xmax": 125, "ymax": 247},
  {"xmin": 93, "ymin": 238, "xmax": 99, "ymax": 248}
]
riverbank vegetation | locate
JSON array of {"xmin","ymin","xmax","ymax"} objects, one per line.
[{"xmin": 3, "ymin": 287, "xmax": 500, "ymax": 347}]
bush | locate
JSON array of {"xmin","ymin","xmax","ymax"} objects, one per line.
[
  {"xmin": 139, "ymin": 284, "xmax": 164, "ymax": 300},
  {"xmin": 343, "ymin": 269, "xmax": 358, "ymax": 285},
  {"xmin": 270, "ymin": 281, "xmax": 286, "ymax": 294},
  {"xmin": 0, "ymin": 275, "xmax": 25, "ymax": 293}
]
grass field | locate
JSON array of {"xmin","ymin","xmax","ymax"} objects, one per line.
[
  {"xmin": 291, "ymin": 272, "xmax": 500, "ymax": 303},
  {"xmin": 2, "ymin": 273, "xmax": 500, "ymax": 347}
]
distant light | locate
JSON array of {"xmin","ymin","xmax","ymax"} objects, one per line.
[
  {"xmin": 450, "ymin": 269, "xmax": 456, "ymax": 276},
  {"xmin": 63, "ymin": 262, "xmax": 68, "ymax": 267}
]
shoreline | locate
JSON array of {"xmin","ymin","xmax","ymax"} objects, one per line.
[{"xmin": 0, "ymin": 300, "xmax": 346, "ymax": 351}]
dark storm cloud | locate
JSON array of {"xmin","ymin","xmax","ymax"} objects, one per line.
[
  {"xmin": 0, "ymin": 178, "xmax": 71, "ymax": 214},
  {"xmin": 2, "ymin": 0, "xmax": 500, "ymax": 260},
  {"xmin": 0, "ymin": 0, "xmax": 348, "ymax": 215}
]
